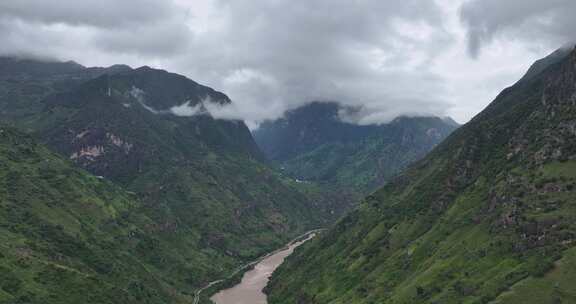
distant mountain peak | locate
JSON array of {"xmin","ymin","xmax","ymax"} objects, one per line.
[
  {"xmin": 283, "ymin": 101, "xmax": 458, "ymax": 127},
  {"xmin": 440, "ymin": 116, "xmax": 460, "ymax": 127},
  {"xmin": 253, "ymin": 100, "xmax": 459, "ymax": 205}
]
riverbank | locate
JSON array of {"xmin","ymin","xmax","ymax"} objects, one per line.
[
  {"xmin": 193, "ymin": 230, "xmax": 323, "ymax": 304},
  {"xmin": 211, "ymin": 233, "xmax": 317, "ymax": 304}
]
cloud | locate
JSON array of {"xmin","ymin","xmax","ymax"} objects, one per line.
[
  {"xmin": 0, "ymin": 0, "xmax": 571, "ymax": 126},
  {"xmin": 0, "ymin": 0, "xmax": 192, "ymax": 61},
  {"xmin": 169, "ymin": 0, "xmax": 456, "ymax": 124},
  {"xmin": 129, "ymin": 86, "xmax": 209, "ymax": 117},
  {"xmin": 93, "ymin": 20, "xmax": 192, "ymax": 57},
  {"xmin": 170, "ymin": 100, "xmax": 205, "ymax": 117},
  {"xmin": 460, "ymin": 0, "xmax": 576, "ymax": 58},
  {"xmin": 0, "ymin": 0, "xmax": 174, "ymax": 28}
]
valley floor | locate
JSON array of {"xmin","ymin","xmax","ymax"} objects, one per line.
[{"xmin": 194, "ymin": 230, "xmax": 321, "ymax": 304}]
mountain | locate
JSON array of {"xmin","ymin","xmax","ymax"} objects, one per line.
[
  {"xmin": 0, "ymin": 56, "xmax": 130, "ymax": 121},
  {"xmin": 0, "ymin": 58, "xmax": 330, "ymax": 301},
  {"xmin": 253, "ymin": 102, "xmax": 459, "ymax": 208},
  {"xmin": 266, "ymin": 48, "xmax": 576, "ymax": 303},
  {"xmin": 31, "ymin": 63, "xmax": 329, "ymax": 253},
  {"xmin": 0, "ymin": 125, "xmax": 209, "ymax": 303}
]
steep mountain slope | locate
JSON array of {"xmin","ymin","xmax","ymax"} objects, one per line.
[
  {"xmin": 28, "ymin": 65, "xmax": 327, "ymax": 257},
  {"xmin": 267, "ymin": 48, "xmax": 576, "ymax": 303},
  {"xmin": 253, "ymin": 102, "xmax": 458, "ymax": 204},
  {"xmin": 0, "ymin": 126, "xmax": 223, "ymax": 303},
  {"xmin": 517, "ymin": 47, "xmax": 572, "ymax": 84}
]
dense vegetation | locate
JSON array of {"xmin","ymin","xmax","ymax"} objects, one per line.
[
  {"xmin": 267, "ymin": 48, "xmax": 576, "ymax": 303},
  {"xmin": 0, "ymin": 58, "xmax": 330, "ymax": 303},
  {"xmin": 254, "ymin": 102, "xmax": 458, "ymax": 207},
  {"xmin": 0, "ymin": 126, "xmax": 209, "ymax": 303}
]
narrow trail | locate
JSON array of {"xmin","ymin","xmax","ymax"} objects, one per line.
[{"xmin": 192, "ymin": 229, "xmax": 323, "ymax": 304}]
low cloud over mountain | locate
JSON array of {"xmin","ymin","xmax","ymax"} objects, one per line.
[{"xmin": 0, "ymin": 0, "xmax": 574, "ymax": 125}]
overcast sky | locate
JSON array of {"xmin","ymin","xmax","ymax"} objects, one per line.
[{"xmin": 0, "ymin": 0, "xmax": 574, "ymax": 126}]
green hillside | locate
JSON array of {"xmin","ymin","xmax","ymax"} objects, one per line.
[
  {"xmin": 267, "ymin": 48, "xmax": 576, "ymax": 304},
  {"xmin": 0, "ymin": 126, "xmax": 222, "ymax": 303},
  {"xmin": 280, "ymin": 116, "xmax": 458, "ymax": 194},
  {"xmin": 25, "ymin": 67, "xmax": 328, "ymax": 256}
]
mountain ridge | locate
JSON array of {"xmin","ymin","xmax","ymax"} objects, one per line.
[{"xmin": 253, "ymin": 101, "xmax": 459, "ymax": 209}]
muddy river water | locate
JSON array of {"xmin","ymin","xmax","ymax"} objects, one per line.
[{"xmin": 210, "ymin": 234, "xmax": 315, "ymax": 304}]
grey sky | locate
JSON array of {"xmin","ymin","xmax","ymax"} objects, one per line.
[
  {"xmin": 461, "ymin": 0, "xmax": 576, "ymax": 58},
  {"xmin": 0, "ymin": 0, "xmax": 573, "ymax": 126}
]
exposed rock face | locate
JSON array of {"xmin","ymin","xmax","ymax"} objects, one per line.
[
  {"xmin": 70, "ymin": 145, "xmax": 105, "ymax": 160},
  {"xmin": 106, "ymin": 133, "xmax": 133, "ymax": 152},
  {"xmin": 68, "ymin": 130, "xmax": 133, "ymax": 166}
]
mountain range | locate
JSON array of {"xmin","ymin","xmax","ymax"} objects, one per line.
[{"xmin": 253, "ymin": 102, "xmax": 458, "ymax": 209}]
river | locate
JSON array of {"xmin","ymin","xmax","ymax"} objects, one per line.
[{"xmin": 210, "ymin": 233, "xmax": 316, "ymax": 304}]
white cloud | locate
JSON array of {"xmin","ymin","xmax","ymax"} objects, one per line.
[{"xmin": 170, "ymin": 100, "xmax": 205, "ymax": 117}]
